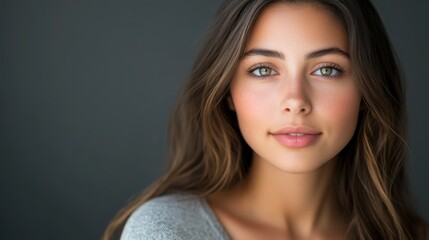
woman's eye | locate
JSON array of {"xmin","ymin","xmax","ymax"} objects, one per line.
[
  {"xmin": 312, "ymin": 66, "xmax": 342, "ymax": 77},
  {"xmin": 250, "ymin": 67, "xmax": 277, "ymax": 77}
]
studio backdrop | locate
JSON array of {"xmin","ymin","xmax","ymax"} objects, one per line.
[{"xmin": 1, "ymin": 0, "xmax": 428, "ymax": 239}]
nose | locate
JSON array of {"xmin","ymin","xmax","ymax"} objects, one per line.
[{"xmin": 281, "ymin": 76, "xmax": 312, "ymax": 115}]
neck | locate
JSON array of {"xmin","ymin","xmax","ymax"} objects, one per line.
[{"xmin": 220, "ymin": 155, "xmax": 345, "ymax": 238}]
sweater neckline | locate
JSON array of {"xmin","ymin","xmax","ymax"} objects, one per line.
[{"xmin": 198, "ymin": 195, "xmax": 231, "ymax": 240}]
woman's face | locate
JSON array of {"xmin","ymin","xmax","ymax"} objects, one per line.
[{"xmin": 230, "ymin": 3, "xmax": 361, "ymax": 173}]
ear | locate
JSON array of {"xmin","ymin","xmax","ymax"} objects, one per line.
[{"xmin": 227, "ymin": 95, "xmax": 236, "ymax": 111}]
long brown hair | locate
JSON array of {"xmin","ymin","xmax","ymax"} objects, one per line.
[{"xmin": 103, "ymin": 0, "xmax": 426, "ymax": 239}]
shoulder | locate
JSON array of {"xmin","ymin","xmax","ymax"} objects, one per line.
[{"xmin": 120, "ymin": 193, "xmax": 227, "ymax": 240}]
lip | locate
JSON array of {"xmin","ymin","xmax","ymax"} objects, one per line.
[{"xmin": 270, "ymin": 126, "xmax": 322, "ymax": 148}]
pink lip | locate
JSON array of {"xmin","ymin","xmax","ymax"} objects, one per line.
[{"xmin": 271, "ymin": 126, "xmax": 322, "ymax": 148}]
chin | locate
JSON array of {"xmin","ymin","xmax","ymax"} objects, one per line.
[{"xmin": 265, "ymin": 154, "xmax": 338, "ymax": 175}]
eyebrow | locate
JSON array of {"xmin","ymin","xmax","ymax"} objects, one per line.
[
  {"xmin": 307, "ymin": 47, "xmax": 350, "ymax": 59},
  {"xmin": 242, "ymin": 47, "xmax": 350, "ymax": 59},
  {"xmin": 243, "ymin": 48, "xmax": 285, "ymax": 59}
]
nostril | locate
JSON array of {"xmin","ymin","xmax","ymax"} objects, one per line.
[{"xmin": 283, "ymin": 106, "xmax": 309, "ymax": 114}]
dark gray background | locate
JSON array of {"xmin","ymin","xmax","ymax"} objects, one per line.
[{"xmin": 1, "ymin": 1, "xmax": 428, "ymax": 239}]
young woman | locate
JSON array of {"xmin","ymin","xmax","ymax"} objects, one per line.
[{"xmin": 104, "ymin": 0, "xmax": 428, "ymax": 239}]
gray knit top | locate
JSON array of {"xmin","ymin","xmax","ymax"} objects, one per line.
[{"xmin": 121, "ymin": 193, "xmax": 230, "ymax": 240}]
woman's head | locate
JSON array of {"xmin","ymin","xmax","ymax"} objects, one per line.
[
  {"xmin": 229, "ymin": 3, "xmax": 361, "ymax": 174},
  {"xmin": 171, "ymin": 0, "xmax": 404, "ymax": 192}
]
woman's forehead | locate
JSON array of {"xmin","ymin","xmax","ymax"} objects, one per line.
[{"xmin": 245, "ymin": 3, "xmax": 349, "ymax": 54}]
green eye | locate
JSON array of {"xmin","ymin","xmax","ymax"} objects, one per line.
[
  {"xmin": 320, "ymin": 67, "xmax": 333, "ymax": 76},
  {"xmin": 258, "ymin": 67, "xmax": 272, "ymax": 76},
  {"xmin": 250, "ymin": 66, "xmax": 276, "ymax": 77},
  {"xmin": 313, "ymin": 66, "xmax": 343, "ymax": 77}
]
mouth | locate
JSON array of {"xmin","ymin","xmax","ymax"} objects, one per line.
[{"xmin": 271, "ymin": 126, "xmax": 322, "ymax": 148}]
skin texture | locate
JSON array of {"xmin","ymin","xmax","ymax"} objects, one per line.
[{"xmin": 208, "ymin": 3, "xmax": 361, "ymax": 240}]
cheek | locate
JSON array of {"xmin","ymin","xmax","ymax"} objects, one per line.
[
  {"xmin": 320, "ymin": 87, "xmax": 361, "ymax": 136},
  {"xmin": 230, "ymin": 85, "xmax": 274, "ymax": 147},
  {"xmin": 230, "ymin": 84, "xmax": 275, "ymax": 126}
]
